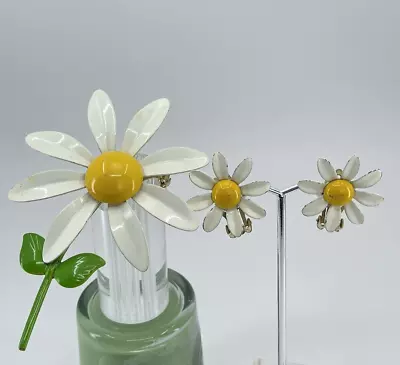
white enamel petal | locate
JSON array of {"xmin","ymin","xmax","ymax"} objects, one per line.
[
  {"xmin": 226, "ymin": 209, "xmax": 244, "ymax": 237},
  {"xmin": 342, "ymin": 156, "xmax": 360, "ymax": 180},
  {"xmin": 354, "ymin": 191, "xmax": 384, "ymax": 207},
  {"xmin": 240, "ymin": 181, "xmax": 270, "ymax": 196},
  {"xmin": 187, "ymin": 194, "xmax": 214, "ymax": 211},
  {"xmin": 26, "ymin": 131, "xmax": 93, "ymax": 167},
  {"xmin": 121, "ymin": 98, "xmax": 170, "ymax": 156},
  {"xmin": 239, "ymin": 198, "xmax": 266, "ymax": 219},
  {"xmin": 133, "ymin": 184, "xmax": 198, "ymax": 231},
  {"xmin": 212, "ymin": 152, "xmax": 229, "ymax": 180},
  {"xmin": 189, "ymin": 171, "xmax": 216, "ymax": 190},
  {"xmin": 298, "ymin": 180, "xmax": 325, "ymax": 195},
  {"xmin": 317, "ymin": 158, "xmax": 338, "ymax": 182},
  {"xmin": 352, "ymin": 170, "xmax": 382, "ymax": 189},
  {"xmin": 232, "ymin": 158, "xmax": 253, "ymax": 184},
  {"xmin": 8, "ymin": 170, "xmax": 85, "ymax": 202},
  {"xmin": 302, "ymin": 197, "xmax": 328, "ymax": 217},
  {"xmin": 43, "ymin": 193, "xmax": 100, "ymax": 263},
  {"xmin": 87, "ymin": 89, "xmax": 117, "ymax": 152},
  {"xmin": 344, "ymin": 201, "xmax": 364, "ymax": 224},
  {"xmin": 108, "ymin": 202, "xmax": 149, "ymax": 272},
  {"xmin": 203, "ymin": 206, "xmax": 223, "ymax": 232},
  {"xmin": 325, "ymin": 206, "xmax": 342, "ymax": 232},
  {"xmin": 142, "ymin": 147, "xmax": 209, "ymax": 177}
]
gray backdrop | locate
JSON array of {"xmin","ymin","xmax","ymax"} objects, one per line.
[{"xmin": 2, "ymin": 1, "xmax": 399, "ymax": 364}]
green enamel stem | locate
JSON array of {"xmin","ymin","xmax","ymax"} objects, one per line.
[{"xmin": 18, "ymin": 263, "xmax": 57, "ymax": 351}]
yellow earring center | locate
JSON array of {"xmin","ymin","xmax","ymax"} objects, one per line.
[
  {"xmin": 323, "ymin": 179, "xmax": 355, "ymax": 206},
  {"xmin": 211, "ymin": 180, "xmax": 242, "ymax": 210},
  {"xmin": 85, "ymin": 151, "xmax": 144, "ymax": 205}
]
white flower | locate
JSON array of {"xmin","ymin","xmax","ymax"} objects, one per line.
[
  {"xmin": 187, "ymin": 152, "xmax": 270, "ymax": 237},
  {"xmin": 9, "ymin": 90, "xmax": 208, "ymax": 271},
  {"xmin": 298, "ymin": 156, "xmax": 384, "ymax": 232}
]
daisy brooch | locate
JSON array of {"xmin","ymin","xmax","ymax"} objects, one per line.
[
  {"xmin": 298, "ymin": 156, "xmax": 384, "ymax": 232},
  {"xmin": 8, "ymin": 90, "xmax": 208, "ymax": 271},
  {"xmin": 187, "ymin": 152, "xmax": 270, "ymax": 238}
]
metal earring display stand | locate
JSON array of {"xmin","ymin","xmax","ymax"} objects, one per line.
[{"xmin": 270, "ymin": 185, "xmax": 301, "ymax": 365}]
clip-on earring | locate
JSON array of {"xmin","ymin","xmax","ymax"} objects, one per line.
[
  {"xmin": 298, "ymin": 156, "xmax": 383, "ymax": 232},
  {"xmin": 187, "ymin": 152, "xmax": 270, "ymax": 237}
]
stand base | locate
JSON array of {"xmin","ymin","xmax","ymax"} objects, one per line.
[{"xmin": 77, "ymin": 269, "xmax": 203, "ymax": 365}]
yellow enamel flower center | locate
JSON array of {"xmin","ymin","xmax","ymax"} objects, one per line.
[
  {"xmin": 211, "ymin": 180, "xmax": 242, "ymax": 210},
  {"xmin": 85, "ymin": 151, "xmax": 144, "ymax": 205},
  {"xmin": 323, "ymin": 179, "xmax": 355, "ymax": 206}
]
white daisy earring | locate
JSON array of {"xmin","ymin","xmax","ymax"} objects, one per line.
[
  {"xmin": 187, "ymin": 152, "xmax": 270, "ymax": 238},
  {"xmin": 298, "ymin": 156, "xmax": 384, "ymax": 232},
  {"xmin": 8, "ymin": 89, "xmax": 209, "ymax": 271}
]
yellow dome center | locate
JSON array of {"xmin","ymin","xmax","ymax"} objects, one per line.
[
  {"xmin": 211, "ymin": 180, "xmax": 242, "ymax": 210},
  {"xmin": 323, "ymin": 179, "xmax": 355, "ymax": 206},
  {"xmin": 85, "ymin": 151, "xmax": 144, "ymax": 205}
]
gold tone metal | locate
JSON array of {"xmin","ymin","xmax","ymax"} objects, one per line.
[
  {"xmin": 336, "ymin": 169, "xmax": 343, "ymax": 177},
  {"xmin": 158, "ymin": 175, "xmax": 172, "ymax": 188},
  {"xmin": 223, "ymin": 208, "xmax": 253, "ymax": 238},
  {"xmin": 316, "ymin": 206, "xmax": 344, "ymax": 232}
]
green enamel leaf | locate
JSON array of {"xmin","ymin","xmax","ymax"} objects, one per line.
[
  {"xmin": 54, "ymin": 254, "xmax": 106, "ymax": 288},
  {"xmin": 20, "ymin": 233, "xmax": 47, "ymax": 275}
]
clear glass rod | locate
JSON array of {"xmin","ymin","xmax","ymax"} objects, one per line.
[{"xmin": 91, "ymin": 178, "xmax": 169, "ymax": 324}]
